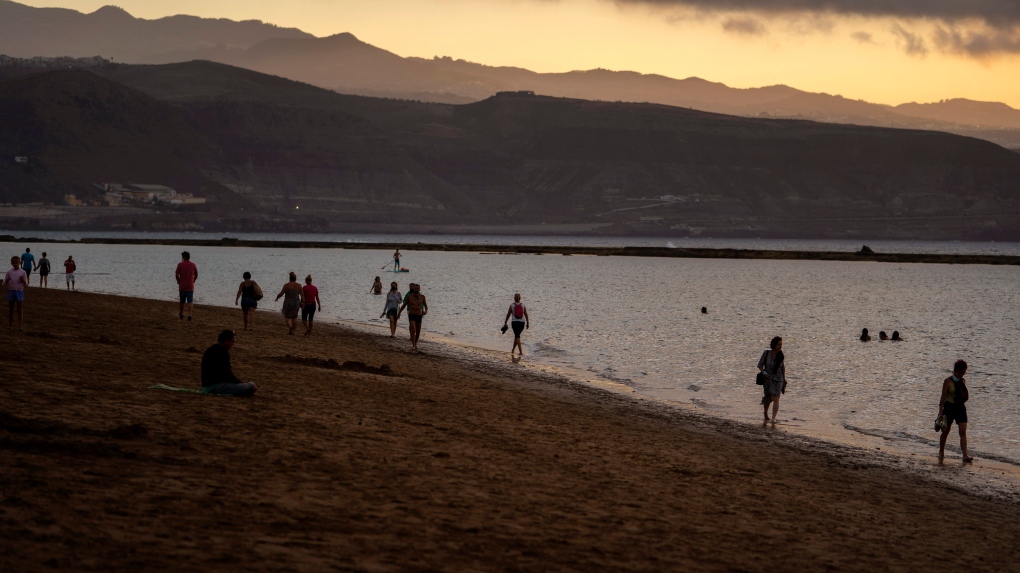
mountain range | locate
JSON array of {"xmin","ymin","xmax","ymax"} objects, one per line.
[
  {"xmin": 3, "ymin": 60, "xmax": 1020, "ymax": 239},
  {"xmin": 2, "ymin": 0, "xmax": 1019, "ymax": 148}
]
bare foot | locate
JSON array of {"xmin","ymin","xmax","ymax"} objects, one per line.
[{"xmin": 963, "ymin": 456, "xmax": 974, "ymax": 463}]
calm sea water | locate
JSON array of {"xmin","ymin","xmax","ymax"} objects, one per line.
[
  {"xmin": 4, "ymin": 236, "xmax": 1020, "ymax": 485},
  {"xmin": 9, "ymin": 229, "xmax": 1020, "ymax": 256}
]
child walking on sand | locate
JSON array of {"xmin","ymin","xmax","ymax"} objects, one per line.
[{"xmin": 3, "ymin": 256, "xmax": 28, "ymax": 330}]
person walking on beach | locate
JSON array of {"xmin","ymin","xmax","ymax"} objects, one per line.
[
  {"xmin": 503, "ymin": 293, "xmax": 530, "ymax": 356},
  {"xmin": 201, "ymin": 330, "xmax": 257, "ymax": 396},
  {"xmin": 393, "ymin": 249, "xmax": 401, "ymax": 272},
  {"xmin": 381, "ymin": 281, "xmax": 401, "ymax": 338},
  {"xmin": 937, "ymin": 359, "xmax": 973, "ymax": 463},
  {"xmin": 175, "ymin": 251, "xmax": 198, "ymax": 321},
  {"xmin": 370, "ymin": 276, "xmax": 383, "ymax": 295},
  {"xmin": 20, "ymin": 248, "xmax": 35, "ymax": 281},
  {"xmin": 3, "ymin": 256, "xmax": 28, "ymax": 330},
  {"xmin": 397, "ymin": 282, "xmax": 427, "ymax": 351},
  {"xmin": 757, "ymin": 336, "xmax": 787, "ymax": 423},
  {"xmin": 36, "ymin": 252, "xmax": 50, "ymax": 288},
  {"xmin": 275, "ymin": 272, "xmax": 303, "ymax": 335},
  {"xmin": 234, "ymin": 272, "xmax": 263, "ymax": 331},
  {"xmin": 301, "ymin": 275, "xmax": 321, "ymax": 336},
  {"xmin": 64, "ymin": 255, "xmax": 76, "ymax": 291}
]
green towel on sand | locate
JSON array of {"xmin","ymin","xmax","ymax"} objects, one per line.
[{"xmin": 149, "ymin": 384, "xmax": 210, "ymax": 394}]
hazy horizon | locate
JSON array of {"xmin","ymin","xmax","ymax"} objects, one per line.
[{"xmin": 13, "ymin": 0, "xmax": 1020, "ymax": 109}]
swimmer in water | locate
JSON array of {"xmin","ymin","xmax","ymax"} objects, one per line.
[
  {"xmin": 370, "ymin": 276, "xmax": 383, "ymax": 295},
  {"xmin": 879, "ymin": 331, "xmax": 889, "ymax": 341},
  {"xmin": 891, "ymin": 331, "xmax": 904, "ymax": 341},
  {"xmin": 860, "ymin": 328, "xmax": 871, "ymax": 342}
]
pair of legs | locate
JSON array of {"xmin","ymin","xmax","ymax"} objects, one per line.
[
  {"xmin": 939, "ymin": 421, "xmax": 972, "ymax": 462},
  {"xmin": 510, "ymin": 322, "xmax": 525, "ymax": 355},
  {"xmin": 285, "ymin": 316, "xmax": 297, "ymax": 335},
  {"xmin": 387, "ymin": 310, "xmax": 398, "ymax": 338},
  {"xmin": 763, "ymin": 394, "xmax": 780, "ymax": 422},
  {"xmin": 179, "ymin": 291, "xmax": 194, "ymax": 320},
  {"xmin": 66, "ymin": 274, "xmax": 75, "ymax": 291},
  {"xmin": 242, "ymin": 307, "xmax": 256, "ymax": 330},
  {"xmin": 408, "ymin": 314, "xmax": 422, "ymax": 350},
  {"xmin": 8, "ymin": 297, "xmax": 23, "ymax": 330},
  {"xmin": 38, "ymin": 274, "xmax": 47, "ymax": 288},
  {"xmin": 393, "ymin": 259, "xmax": 400, "ymax": 271},
  {"xmin": 302, "ymin": 305, "xmax": 316, "ymax": 336}
]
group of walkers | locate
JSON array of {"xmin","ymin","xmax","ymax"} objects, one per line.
[{"xmin": 2, "ymin": 248, "xmax": 77, "ymax": 330}]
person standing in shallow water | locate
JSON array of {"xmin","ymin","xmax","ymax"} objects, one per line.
[
  {"xmin": 64, "ymin": 255, "xmax": 76, "ymax": 291},
  {"xmin": 757, "ymin": 336, "xmax": 787, "ymax": 423},
  {"xmin": 503, "ymin": 293, "xmax": 530, "ymax": 356},
  {"xmin": 938, "ymin": 359, "xmax": 973, "ymax": 463},
  {"xmin": 37, "ymin": 252, "xmax": 50, "ymax": 288},
  {"xmin": 370, "ymin": 276, "xmax": 383, "ymax": 295},
  {"xmin": 175, "ymin": 251, "xmax": 198, "ymax": 321}
]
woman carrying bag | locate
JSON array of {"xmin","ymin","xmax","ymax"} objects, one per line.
[
  {"xmin": 757, "ymin": 336, "xmax": 787, "ymax": 423},
  {"xmin": 234, "ymin": 271, "xmax": 264, "ymax": 331}
]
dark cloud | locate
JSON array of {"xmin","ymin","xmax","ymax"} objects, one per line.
[
  {"xmin": 722, "ymin": 16, "xmax": 766, "ymax": 35},
  {"xmin": 890, "ymin": 23, "xmax": 928, "ymax": 56},
  {"xmin": 850, "ymin": 31, "xmax": 875, "ymax": 44},
  {"xmin": 933, "ymin": 25, "xmax": 1020, "ymax": 56},
  {"xmin": 613, "ymin": 0, "xmax": 1020, "ymax": 26}
]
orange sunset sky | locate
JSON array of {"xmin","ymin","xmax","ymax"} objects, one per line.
[{"xmin": 19, "ymin": 0, "xmax": 1020, "ymax": 108}]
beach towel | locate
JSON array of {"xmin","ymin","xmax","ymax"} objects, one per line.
[{"xmin": 149, "ymin": 384, "xmax": 210, "ymax": 394}]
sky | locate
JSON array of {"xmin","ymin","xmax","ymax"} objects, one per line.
[{"xmin": 19, "ymin": 0, "xmax": 1020, "ymax": 107}]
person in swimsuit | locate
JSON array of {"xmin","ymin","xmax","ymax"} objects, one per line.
[
  {"xmin": 275, "ymin": 271, "xmax": 303, "ymax": 335},
  {"xmin": 234, "ymin": 272, "xmax": 261, "ymax": 331},
  {"xmin": 370, "ymin": 276, "xmax": 383, "ymax": 295},
  {"xmin": 36, "ymin": 252, "xmax": 50, "ymax": 288},
  {"xmin": 301, "ymin": 275, "xmax": 321, "ymax": 336},
  {"xmin": 3, "ymin": 256, "xmax": 28, "ymax": 330},
  {"xmin": 393, "ymin": 249, "xmax": 401, "ymax": 272},
  {"xmin": 938, "ymin": 359, "xmax": 973, "ymax": 463},
  {"xmin": 397, "ymin": 283, "xmax": 427, "ymax": 351},
  {"xmin": 502, "ymin": 293, "xmax": 530, "ymax": 356},
  {"xmin": 860, "ymin": 328, "xmax": 871, "ymax": 342},
  {"xmin": 757, "ymin": 336, "xmax": 787, "ymax": 423},
  {"xmin": 382, "ymin": 281, "xmax": 401, "ymax": 338}
]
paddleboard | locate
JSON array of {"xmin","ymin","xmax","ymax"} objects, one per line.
[{"xmin": 387, "ymin": 269, "xmax": 410, "ymax": 273}]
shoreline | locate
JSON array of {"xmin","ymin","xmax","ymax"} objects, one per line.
[
  {"xmin": 4, "ymin": 234, "xmax": 1020, "ymax": 265},
  {"xmin": 3, "ymin": 290, "xmax": 1020, "ymax": 570}
]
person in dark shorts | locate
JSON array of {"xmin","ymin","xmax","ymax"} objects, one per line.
[
  {"xmin": 937, "ymin": 359, "xmax": 973, "ymax": 463},
  {"xmin": 502, "ymin": 293, "xmax": 530, "ymax": 356},
  {"xmin": 201, "ymin": 330, "xmax": 257, "ymax": 397},
  {"xmin": 234, "ymin": 272, "xmax": 262, "ymax": 331},
  {"xmin": 397, "ymin": 283, "xmax": 427, "ymax": 351},
  {"xmin": 301, "ymin": 275, "xmax": 321, "ymax": 336},
  {"xmin": 20, "ymin": 248, "xmax": 34, "ymax": 280},
  {"xmin": 175, "ymin": 251, "xmax": 198, "ymax": 321},
  {"xmin": 37, "ymin": 252, "xmax": 50, "ymax": 288}
]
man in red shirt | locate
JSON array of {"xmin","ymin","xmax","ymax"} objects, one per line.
[{"xmin": 175, "ymin": 251, "xmax": 198, "ymax": 321}]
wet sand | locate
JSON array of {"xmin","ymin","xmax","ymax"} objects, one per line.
[{"xmin": 2, "ymin": 288, "xmax": 1019, "ymax": 572}]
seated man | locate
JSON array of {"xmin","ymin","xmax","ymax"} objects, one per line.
[{"xmin": 201, "ymin": 329, "xmax": 257, "ymax": 396}]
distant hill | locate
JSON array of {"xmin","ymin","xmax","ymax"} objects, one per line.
[
  {"xmin": 2, "ymin": 1, "xmax": 1020, "ymax": 149},
  {"xmin": 4, "ymin": 62, "xmax": 1020, "ymax": 239},
  {"xmin": 0, "ymin": 1, "xmax": 309, "ymax": 62}
]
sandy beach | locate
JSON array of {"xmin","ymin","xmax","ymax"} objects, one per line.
[{"xmin": 2, "ymin": 288, "xmax": 1019, "ymax": 572}]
